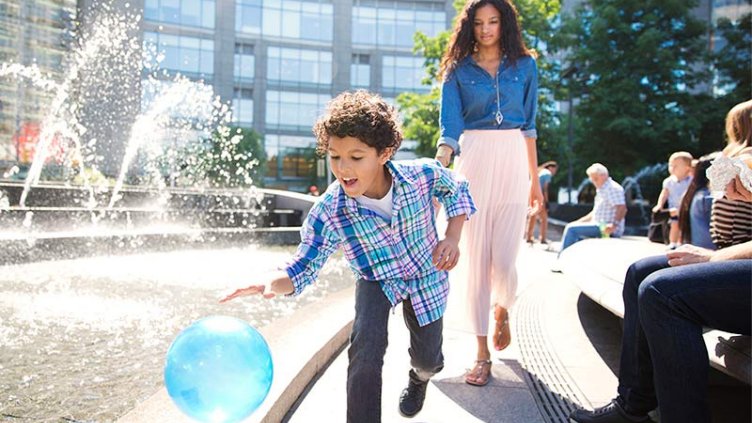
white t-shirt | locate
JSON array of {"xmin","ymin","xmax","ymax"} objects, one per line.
[{"xmin": 355, "ymin": 181, "xmax": 394, "ymax": 220}]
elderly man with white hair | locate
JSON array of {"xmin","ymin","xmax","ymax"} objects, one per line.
[{"xmin": 558, "ymin": 163, "xmax": 627, "ymax": 255}]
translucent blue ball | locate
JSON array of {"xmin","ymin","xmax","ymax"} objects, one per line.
[{"xmin": 164, "ymin": 316, "xmax": 274, "ymax": 423}]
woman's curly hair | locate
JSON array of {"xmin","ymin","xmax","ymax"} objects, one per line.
[
  {"xmin": 313, "ymin": 90, "xmax": 403, "ymax": 158},
  {"xmin": 439, "ymin": 0, "xmax": 535, "ymax": 80}
]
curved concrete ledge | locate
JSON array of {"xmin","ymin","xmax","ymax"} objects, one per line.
[
  {"xmin": 560, "ymin": 237, "xmax": 751, "ymax": 385},
  {"xmin": 117, "ymin": 285, "xmax": 355, "ymax": 423}
]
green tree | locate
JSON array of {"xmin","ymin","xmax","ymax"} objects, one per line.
[
  {"xmin": 694, "ymin": 13, "xmax": 752, "ymax": 154},
  {"xmin": 177, "ymin": 126, "xmax": 267, "ymax": 188},
  {"xmin": 397, "ymin": 0, "xmax": 561, "ymax": 159},
  {"xmin": 553, "ymin": 0, "xmax": 709, "ymax": 180}
]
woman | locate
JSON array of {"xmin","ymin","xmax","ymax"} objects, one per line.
[
  {"xmin": 710, "ymin": 99, "xmax": 752, "ymax": 249},
  {"xmin": 434, "ymin": 0, "xmax": 542, "ymax": 386},
  {"xmin": 677, "ymin": 153, "xmax": 717, "ymax": 250}
]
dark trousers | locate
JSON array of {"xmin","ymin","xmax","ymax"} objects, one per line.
[
  {"xmin": 346, "ymin": 279, "xmax": 444, "ymax": 423},
  {"xmin": 617, "ymin": 255, "xmax": 751, "ymax": 423}
]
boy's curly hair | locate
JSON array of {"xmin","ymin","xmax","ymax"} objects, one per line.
[{"xmin": 313, "ymin": 90, "xmax": 403, "ymax": 157}]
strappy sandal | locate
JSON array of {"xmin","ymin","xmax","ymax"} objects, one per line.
[
  {"xmin": 493, "ymin": 306, "xmax": 511, "ymax": 351},
  {"xmin": 465, "ymin": 359, "xmax": 492, "ymax": 386}
]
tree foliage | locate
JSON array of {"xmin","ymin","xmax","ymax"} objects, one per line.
[
  {"xmin": 553, "ymin": 0, "xmax": 709, "ymax": 180},
  {"xmin": 397, "ymin": 0, "xmax": 561, "ymax": 159},
  {"xmin": 693, "ymin": 13, "xmax": 752, "ymax": 154},
  {"xmin": 173, "ymin": 126, "xmax": 267, "ymax": 188}
]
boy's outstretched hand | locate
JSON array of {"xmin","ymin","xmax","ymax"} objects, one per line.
[
  {"xmin": 219, "ymin": 283, "xmax": 276, "ymax": 303},
  {"xmin": 219, "ymin": 271, "xmax": 295, "ymax": 303},
  {"xmin": 433, "ymin": 236, "xmax": 460, "ymax": 271}
]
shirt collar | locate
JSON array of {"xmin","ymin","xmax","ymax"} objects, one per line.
[
  {"xmin": 334, "ymin": 160, "xmax": 412, "ymax": 214},
  {"xmin": 597, "ymin": 177, "xmax": 613, "ymax": 192}
]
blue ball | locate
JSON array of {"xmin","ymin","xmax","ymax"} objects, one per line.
[{"xmin": 164, "ymin": 316, "xmax": 274, "ymax": 423}]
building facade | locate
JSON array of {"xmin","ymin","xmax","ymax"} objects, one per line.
[
  {"xmin": 1, "ymin": 0, "xmax": 453, "ymax": 190},
  {"xmin": 139, "ymin": 0, "xmax": 453, "ymax": 191},
  {"xmin": 0, "ymin": 0, "xmax": 77, "ymax": 170}
]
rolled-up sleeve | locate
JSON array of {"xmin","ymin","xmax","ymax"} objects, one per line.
[
  {"xmin": 437, "ymin": 72, "xmax": 464, "ymax": 155},
  {"xmin": 285, "ymin": 205, "xmax": 341, "ymax": 296},
  {"xmin": 430, "ymin": 161, "xmax": 477, "ymax": 220},
  {"xmin": 521, "ymin": 58, "xmax": 538, "ymax": 139}
]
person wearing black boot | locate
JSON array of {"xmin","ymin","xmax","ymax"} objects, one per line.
[{"xmin": 221, "ymin": 91, "xmax": 476, "ymax": 422}]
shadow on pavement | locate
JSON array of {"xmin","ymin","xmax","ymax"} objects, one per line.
[{"xmin": 576, "ymin": 293, "xmax": 623, "ymax": 376}]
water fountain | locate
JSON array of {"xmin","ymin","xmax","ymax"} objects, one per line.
[
  {"xmin": 0, "ymin": 3, "xmax": 315, "ymax": 264},
  {"xmin": 0, "ymin": 3, "xmax": 350, "ymax": 421}
]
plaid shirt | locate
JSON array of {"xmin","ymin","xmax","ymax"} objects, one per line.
[
  {"xmin": 285, "ymin": 159, "xmax": 477, "ymax": 326},
  {"xmin": 593, "ymin": 177, "xmax": 626, "ymax": 236}
]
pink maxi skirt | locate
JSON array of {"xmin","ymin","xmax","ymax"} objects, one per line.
[{"xmin": 445, "ymin": 129, "xmax": 530, "ymax": 336}]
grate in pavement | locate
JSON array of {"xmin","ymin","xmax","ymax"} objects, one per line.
[{"xmin": 514, "ymin": 284, "xmax": 589, "ymax": 423}]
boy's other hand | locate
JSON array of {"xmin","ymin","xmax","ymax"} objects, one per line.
[
  {"xmin": 219, "ymin": 283, "xmax": 275, "ymax": 303},
  {"xmin": 432, "ymin": 237, "xmax": 460, "ymax": 271}
]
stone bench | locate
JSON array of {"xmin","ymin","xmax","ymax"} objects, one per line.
[{"xmin": 559, "ymin": 237, "xmax": 751, "ymax": 385}]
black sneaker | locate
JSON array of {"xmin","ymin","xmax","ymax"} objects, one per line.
[
  {"xmin": 569, "ymin": 399, "xmax": 653, "ymax": 423},
  {"xmin": 398, "ymin": 370, "xmax": 428, "ymax": 418}
]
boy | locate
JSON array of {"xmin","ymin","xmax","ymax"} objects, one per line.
[
  {"xmin": 220, "ymin": 91, "xmax": 476, "ymax": 422},
  {"xmin": 652, "ymin": 151, "xmax": 693, "ymax": 248}
]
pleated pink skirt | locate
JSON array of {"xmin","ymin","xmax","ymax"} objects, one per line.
[{"xmin": 445, "ymin": 129, "xmax": 529, "ymax": 336}]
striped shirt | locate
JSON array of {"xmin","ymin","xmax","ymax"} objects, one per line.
[
  {"xmin": 710, "ymin": 198, "xmax": 752, "ymax": 249},
  {"xmin": 593, "ymin": 177, "xmax": 626, "ymax": 237},
  {"xmin": 285, "ymin": 159, "xmax": 477, "ymax": 327}
]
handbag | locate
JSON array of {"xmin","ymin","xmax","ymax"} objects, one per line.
[{"xmin": 647, "ymin": 210, "xmax": 671, "ymax": 244}]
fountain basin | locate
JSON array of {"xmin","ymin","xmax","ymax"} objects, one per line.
[{"xmin": 0, "ymin": 182, "xmax": 317, "ymax": 264}]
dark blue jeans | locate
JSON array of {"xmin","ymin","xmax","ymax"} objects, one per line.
[
  {"xmin": 346, "ymin": 279, "xmax": 444, "ymax": 423},
  {"xmin": 617, "ymin": 255, "xmax": 752, "ymax": 423}
]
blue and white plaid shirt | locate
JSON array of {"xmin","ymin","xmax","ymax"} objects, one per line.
[
  {"xmin": 593, "ymin": 177, "xmax": 626, "ymax": 236},
  {"xmin": 285, "ymin": 159, "xmax": 477, "ymax": 326}
]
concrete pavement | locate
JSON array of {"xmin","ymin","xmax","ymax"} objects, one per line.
[{"xmin": 289, "ymin": 243, "xmax": 622, "ymax": 422}]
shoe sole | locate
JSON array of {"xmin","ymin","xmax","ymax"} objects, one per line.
[{"xmin": 398, "ymin": 409, "xmax": 421, "ymax": 418}]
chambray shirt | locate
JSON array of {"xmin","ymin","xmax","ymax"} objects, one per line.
[
  {"xmin": 438, "ymin": 55, "xmax": 538, "ymax": 155},
  {"xmin": 285, "ymin": 159, "xmax": 477, "ymax": 327}
]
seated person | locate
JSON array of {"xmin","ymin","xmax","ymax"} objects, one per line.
[
  {"xmin": 558, "ymin": 163, "xmax": 626, "ymax": 255},
  {"xmin": 677, "ymin": 153, "xmax": 717, "ymax": 250},
  {"xmin": 570, "ymin": 99, "xmax": 752, "ymax": 423}
]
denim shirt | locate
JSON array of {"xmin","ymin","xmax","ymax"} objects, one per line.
[{"xmin": 437, "ymin": 55, "xmax": 538, "ymax": 155}]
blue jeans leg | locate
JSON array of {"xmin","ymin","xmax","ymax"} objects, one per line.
[
  {"xmin": 559, "ymin": 222, "xmax": 602, "ymax": 255},
  {"xmin": 347, "ymin": 279, "xmax": 391, "ymax": 423},
  {"xmin": 617, "ymin": 255, "xmax": 668, "ymax": 414},
  {"xmin": 637, "ymin": 259, "xmax": 752, "ymax": 423},
  {"xmin": 402, "ymin": 297, "xmax": 444, "ymax": 382}
]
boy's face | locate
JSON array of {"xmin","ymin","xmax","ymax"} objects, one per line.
[
  {"xmin": 668, "ymin": 158, "xmax": 691, "ymax": 178},
  {"xmin": 328, "ymin": 136, "xmax": 391, "ymax": 198}
]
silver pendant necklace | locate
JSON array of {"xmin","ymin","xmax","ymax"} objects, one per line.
[{"xmin": 495, "ymin": 70, "xmax": 503, "ymax": 125}]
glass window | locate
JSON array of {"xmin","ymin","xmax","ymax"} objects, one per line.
[
  {"xmin": 261, "ymin": 0, "xmax": 333, "ymax": 42},
  {"xmin": 265, "ymin": 134, "xmax": 317, "ymax": 179},
  {"xmin": 352, "ymin": 1, "xmax": 446, "ymax": 47},
  {"xmin": 144, "ymin": 0, "xmax": 215, "ymax": 29},
  {"xmin": 234, "ymin": 43, "xmax": 255, "ymax": 81},
  {"xmin": 382, "ymin": 55, "xmax": 428, "ymax": 92},
  {"xmin": 265, "ymin": 90, "xmax": 330, "ymax": 130},
  {"xmin": 351, "ymin": 54, "xmax": 370, "ymax": 88},
  {"xmin": 232, "ymin": 88, "xmax": 254, "ymax": 126},
  {"xmin": 144, "ymin": 31, "xmax": 214, "ymax": 78},
  {"xmin": 267, "ymin": 46, "xmax": 332, "ymax": 87},
  {"xmin": 236, "ymin": 0, "xmax": 262, "ymax": 34}
]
